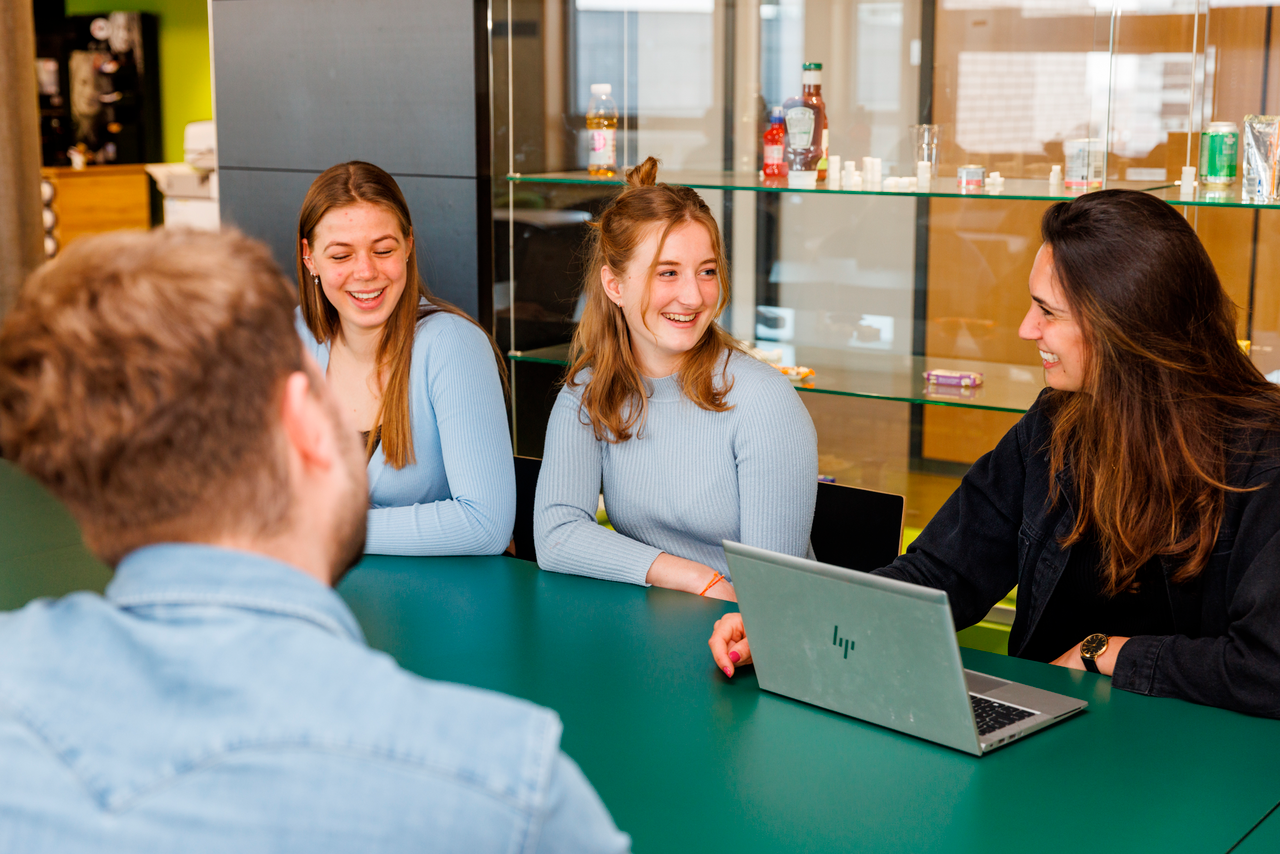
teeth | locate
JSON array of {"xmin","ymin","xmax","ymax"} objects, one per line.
[
  {"xmin": 351, "ymin": 289, "xmax": 384, "ymax": 302},
  {"xmin": 662, "ymin": 312, "xmax": 695, "ymax": 322},
  {"xmin": 1039, "ymin": 349, "xmax": 1059, "ymax": 363}
]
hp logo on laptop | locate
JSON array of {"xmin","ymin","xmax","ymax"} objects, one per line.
[{"xmin": 832, "ymin": 626, "xmax": 854, "ymax": 659}]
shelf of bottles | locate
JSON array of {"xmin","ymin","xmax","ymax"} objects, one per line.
[{"xmin": 492, "ymin": 0, "xmax": 1280, "ymax": 534}]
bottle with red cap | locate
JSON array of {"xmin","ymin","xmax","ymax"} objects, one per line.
[{"xmin": 763, "ymin": 107, "xmax": 787, "ymax": 177}]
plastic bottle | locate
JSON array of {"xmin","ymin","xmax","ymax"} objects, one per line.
[
  {"xmin": 782, "ymin": 62, "xmax": 829, "ymax": 181},
  {"xmin": 587, "ymin": 84, "xmax": 618, "ymax": 177},
  {"xmin": 763, "ymin": 107, "xmax": 787, "ymax": 177}
]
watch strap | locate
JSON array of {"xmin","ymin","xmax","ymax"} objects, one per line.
[{"xmin": 1082, "ymin": 654, "xmax": 1100, "ymax": 674}]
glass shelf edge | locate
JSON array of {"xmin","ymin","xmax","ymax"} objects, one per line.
[
  {"xmin": 796, "ymin": 384, "xmax": 1028, "ymax": 413},
  {"xmin": 506, "ymin": 172, "xmax": 1280, "ymax": 210},
  {"xmin": 508, "ymin": 348, "xmax": 1037, "ymax": 414}
]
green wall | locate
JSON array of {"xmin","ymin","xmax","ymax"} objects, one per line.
[{"xmin": 65, "ymin": 0, "xmax": 212, "ymax": 163}]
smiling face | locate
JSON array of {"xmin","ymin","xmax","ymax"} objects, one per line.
[
  {"xmin": 1018, "ymin": 243, "xmax": 1087, "ymax": 392},
  {"xmin": 302, "ymin": 202, "xmax": 412, "ymax": 335},
  {"xmin": 602, "ymin": 220, "xmax": 721, "ymax": 378}
]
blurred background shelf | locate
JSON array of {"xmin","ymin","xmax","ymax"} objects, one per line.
[{"xmin": 510, "ymin": 343, "xmax": 1044, "ymax": 413}]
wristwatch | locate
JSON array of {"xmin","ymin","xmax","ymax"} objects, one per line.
[{"xmin": 1080, "ymin": 633, "xmax": 1109, "ymax": 674}]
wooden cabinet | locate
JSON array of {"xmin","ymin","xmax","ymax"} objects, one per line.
[{"xmin": 41, "ymin": 165, "xmax": 151, "ymax": 254}]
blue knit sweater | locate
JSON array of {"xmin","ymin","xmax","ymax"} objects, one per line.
[
  {"xmin": 534, "ymin": 349, "xmax": 818, "ymax": 584},
  {"xmin": 297, "ymin": 309, "xmax": 515, "ymax": 556}
]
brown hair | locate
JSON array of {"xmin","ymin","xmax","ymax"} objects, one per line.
[
  {"xmin": 568, "ymin": 157, "xmax": 741, "ymax": 441},
  {"xmin": 0, "ymin": 228, "xmax": 303, "ymax": 567},
  {"xmin": 296, "ymin": 161, "xmax": 506, "ymax": 467},
  {"xmin": 1042, "ymin": 190, "xmax": 1280, "ymax": 595}
]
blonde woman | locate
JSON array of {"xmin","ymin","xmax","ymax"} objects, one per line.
[
  {"xmin": 534, "ymin": 158, "xmax": 818, "ymax": 599},
  {"xmin": 297, "ymin": 161, "xmax": 515, "ymax": 555}
]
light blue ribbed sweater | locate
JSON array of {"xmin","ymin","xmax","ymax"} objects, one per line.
[
  {"xmin": 534, "ymin": 349, "xmax": 818, "ymax": 585},
  {"xmin": 297, "ymin": 309, "xmax": 516, "ymax": 556}
]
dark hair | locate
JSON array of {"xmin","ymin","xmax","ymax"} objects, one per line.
[
  {"xmin": 1042, "ymin": 190, "xmax": 1280, "ymax": 594},
  {"xmin": 568, "ymin": 156, "xmax": 741, "ymax": 442},
  {"xmin": 0, "ymin": 228, "xmax": 302, "ymax": 566},
  {"xmin": 296, "ymin": 161, "xmax": 506, "ymax": 467}
]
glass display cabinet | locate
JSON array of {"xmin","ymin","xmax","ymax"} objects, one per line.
[{"xmin": 490, "ymin": 0, "xmax": 1280, "ymax": 542}]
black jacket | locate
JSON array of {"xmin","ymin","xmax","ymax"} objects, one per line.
[{"xmin": 879, "ymin": 390, "xmax": 1280, "ymax": 718}]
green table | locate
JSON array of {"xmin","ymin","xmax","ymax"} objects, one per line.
[
  {"xmin": 0, "ymin": 461, "xmax": 110, "ymax": 610},
  {"xmin": 338, "ymin": 554, "xmax": 1280, "ymax": 854},
  {"xmin": 1232, "ymin": 804, "xmax": 1280, "ymax": 854},
  {"xmin": 3, "ymin": 459, "xmax": 1278, "ymax": 853}
]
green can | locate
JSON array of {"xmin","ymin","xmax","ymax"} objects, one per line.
[{"xmin": 1200, "ymin": 122, "xmax": 1239, "ymax": 186}]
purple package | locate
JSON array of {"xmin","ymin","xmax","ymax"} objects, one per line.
[{"xmin": 923, "ymin": 369, "xmax": 984, "ymax": 388}]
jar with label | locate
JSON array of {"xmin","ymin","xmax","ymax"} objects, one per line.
[
  {"xmin": 1063, "ymin": 138, "xmax": 1104, "ymax": 190},
  {"xmin": 586, "ymin": 83, "xmax": 618, "ymax": 178},
  {"xmin": 1200, "ymin": 122, "xmax": 1239, "ymax": 187},
  {"xmin": 782, "ymin": 63, "xmax": 827, "ymax": 180},
  {"xmin": 763, "ymin": 107, "xmax": 786, "ymax": 177}
]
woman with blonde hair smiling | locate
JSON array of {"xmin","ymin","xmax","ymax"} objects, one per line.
[
  {"xmin": 534, "ymin": 158, "xmax": 818, "ymax": 599},
  {"xmin": 297, "ymin": 161, "xmax": 515, "ymax": 556}
]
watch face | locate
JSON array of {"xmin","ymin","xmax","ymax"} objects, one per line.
[{"xmin": 1080, "ymin": 633, "xmax": 1109, "ymax": 659}]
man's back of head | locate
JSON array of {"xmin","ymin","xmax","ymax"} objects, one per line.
[
  {"xmin": 0, "ymin": 228, "xmax": 304, "ymax": 565},
  {"xmin": 0, "ymin": 229, "xmax": 629, "ymax": 853}
]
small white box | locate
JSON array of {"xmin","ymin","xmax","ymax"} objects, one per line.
[{"xmin": 163, "ymin": 197, "xmax": 221, "ymax": 231}]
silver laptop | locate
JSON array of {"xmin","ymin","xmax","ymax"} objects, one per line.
[{"xmin": 724, "ymin": 541, "xmax": 1086, "ymax": 756}]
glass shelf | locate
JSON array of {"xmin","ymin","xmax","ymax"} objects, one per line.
[
  {"xmin": 1145, "ymin": 183, "xmax": 1280, "ymax": 210},
  {"xmin": 507, "ymin": 171, "xmax": 1173, "ymax": 204},
  {"xmin": 509, "ymin": 344, "xmax": 1046, "ymax": 414}
]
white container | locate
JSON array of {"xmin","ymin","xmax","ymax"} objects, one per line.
[
  {"xmin": 827, "ymin": 155, "xmax": 842, "ymax": 188},
  {"xmin": 843, "ymin": 161, "xmax": 859, "ymax": 187},
  {"xmin": 788, "ymin": 170, "xmax": 818, "ymax": 189},
  {"xmin": 916, "ymin": 160, "xmax": 932, "ymax": 192},
  {"xmin": 1180, "ymin": 165, "xmax": 1198, "ymax": 198}
]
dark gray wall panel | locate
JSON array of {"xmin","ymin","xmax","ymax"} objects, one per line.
[
  {"xmin": 219, "ymin": 167, "xmax": 479, "ymax": 317},
  {"xmin": 218, "ymin": 168, "xmax": 316, "ymax": 281},
  {"xmin": 212, "ymin": 0, "xmax": 476, "ymax": 177}
]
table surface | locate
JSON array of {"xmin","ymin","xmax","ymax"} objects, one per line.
[
  {"xmin": 3, "ymin": 460, "xmax": 1279, "ymax": 853},
  {"xmin": 1232, "ymin": 804, "xmax": 1280, "ymax": 854}
]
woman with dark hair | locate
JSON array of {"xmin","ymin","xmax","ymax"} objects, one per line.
[
  {"xmin": 296, "ymin": 161, "xmax": 515, "ymax": 555},
  {"xmin": 534, "ymin": 157, "xmax": 818, "ymax": 598},
  {"xmin": 711, "ymin": 190, "xmax": 1280, "ymax": 717}
]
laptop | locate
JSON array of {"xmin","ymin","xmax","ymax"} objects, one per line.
[{"xmin": 724, "ymin": 541, "xmax": 1087, "ymax": 756}]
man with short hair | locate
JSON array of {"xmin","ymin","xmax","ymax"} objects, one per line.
[{"xmin": 0, "ymin": 228, "xmax": 630, "ymax": 853}]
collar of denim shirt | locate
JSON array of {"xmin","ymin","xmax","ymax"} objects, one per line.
[{"xmin": 106, "ymin": 543, "xmax": 366, "ymax": 645}]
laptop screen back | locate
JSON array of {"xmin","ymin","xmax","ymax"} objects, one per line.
[{"xmin": 726, "ymin": 542, "xmax": 982, "ymax": 754}]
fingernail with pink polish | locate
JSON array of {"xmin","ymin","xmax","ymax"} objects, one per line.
[
  {"xmin": 729, "ymin": 650, "xmax": 740, "ymax": 663},
  {"xmin": 722, "ymin": 666, "xmax": 732, "ymax": 676}
]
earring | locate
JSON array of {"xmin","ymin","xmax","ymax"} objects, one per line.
[{"xmin": 313, "ymin": 275, "xmax": 320, "ymax": 286}]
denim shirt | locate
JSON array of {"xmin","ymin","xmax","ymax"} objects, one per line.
[
  {"xmin": 879, "ymin": 390, "xmax": 1280, "ymax": 718},
  {"xmin": 0, "ymin": 544, "xmax": 631, "ymax": 853}
]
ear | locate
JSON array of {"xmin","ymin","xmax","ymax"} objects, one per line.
[
  {"xmin": 405, "ymin": 229, "xmax": 415, "ymax": 258},
  {"xmin": 301, "ymin": 239, "xmax": 317, "ymax": 277},
  {"xmin": 600, "ymin": 266, "xmax": 625, "ymax": 308},
  {"xmin": 279, "ymin": 369, "xmax": 337, "ymax": 474}
]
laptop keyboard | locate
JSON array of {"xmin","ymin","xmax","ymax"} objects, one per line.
[{"xmin": 970, "ymin": 694, "xmax": 1036, "ymax": 736}]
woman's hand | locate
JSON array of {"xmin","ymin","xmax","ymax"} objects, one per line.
[
  {"xmin": 645, "ymin": 553, "xmax": 737, "ymax": 602},
  {"xmin": 708, "ymin": 612, "xmax": 753, "ymax": 677},
  {"xmin": 1052, "ymin": 636, "xmax": 1129, "ymax": 676}
]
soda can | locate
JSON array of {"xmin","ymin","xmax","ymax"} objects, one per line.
[{"xmin": 1199, "ymin": 122, "xmax": 1239, "ymax": 187}]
